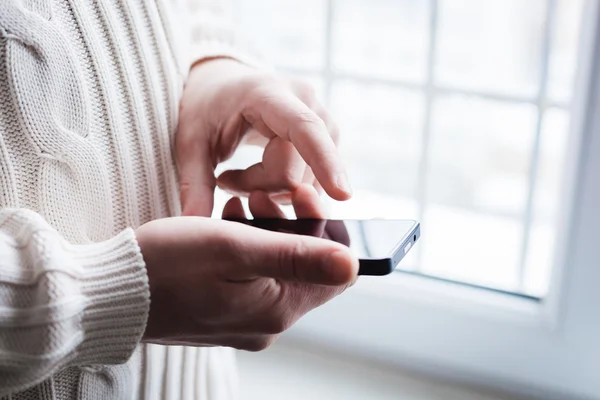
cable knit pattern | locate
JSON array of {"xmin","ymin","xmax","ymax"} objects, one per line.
[{"xmin": 0, "ymin": 0, "xmax": 256, "ymax": 398}]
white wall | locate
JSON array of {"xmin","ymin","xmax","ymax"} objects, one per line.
[{"xmin": 237, "ymin": 343, "xmax": 525, "ymax": 400}]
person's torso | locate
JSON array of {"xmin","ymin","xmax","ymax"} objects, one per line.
[
  {"xmin": 0, "ymin": 0, "xmax": 186, "ymax": 242},
  {"xmin": 0, "ymin": 1, "xmax": 237, "ymax": 399}
]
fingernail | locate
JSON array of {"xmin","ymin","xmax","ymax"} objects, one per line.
[{"xmin": 336, "ymin": 172, "xmax": 353, "ymax": 196}]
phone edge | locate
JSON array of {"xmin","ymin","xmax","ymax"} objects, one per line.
[{"xmin": 358, "ymin": 222, "xmax": 421, "ymax": 276}]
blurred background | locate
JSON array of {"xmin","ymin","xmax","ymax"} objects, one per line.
[
  {"xmin": 212, "ymin": 0, "xmax": 588, "ymax": 398},
  {"xmin": 224, "ymin": 0, "xmax": 587, "ymax": 297}
]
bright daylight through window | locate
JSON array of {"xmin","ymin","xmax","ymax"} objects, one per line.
[{"xmin": 226, "ymin": 0, "xmax": 587, "ymax": 298}]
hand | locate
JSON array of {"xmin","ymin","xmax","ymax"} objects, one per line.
[
  {"xmin": 137, "ymin": 185, "xmax": 358, "ymax": 350},
  {"xmin": 176, "ymin": 58, "xmax": 352, "ymax": 217}
]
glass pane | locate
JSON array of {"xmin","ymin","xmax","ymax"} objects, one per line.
[
  {"xmin": 436, "ymin": 0, "xmax": 545, "ymax": 97},
  {"xmin": 234, "ymin": 0, "xmax": 326, "ymax": 69},
  {"xmin": 547, "ymin": 0, "xmax": 586, "ymax": 104},
  {"xmin": 419, "ymin": 96, "xmax": 537, "ymax": 291},
  {"xmin": 332, "ymin": 0, "xmax": 429, "ymax": 82},
  {"xmin": 426, "ymin": 96, "xmax": 537, "ymax": 216},
  {"xmin": 330, "ymin": 80, "xmax": 424, "ymax": 203},
  {"xmin": 523, "ymin": 108, "xmax": 571, "ymax": 297},
  {"xmin": 421, "ymin": 207, "xmax": 523, "ymax": 291}
]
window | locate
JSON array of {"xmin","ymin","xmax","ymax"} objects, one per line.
[
  {"xmin": 222, "ymin": 1, "xmax": 600, "ymax": 398},
  {"xmin": 230, "ymin": 0, "xmax": 587, "ymax": 299}
]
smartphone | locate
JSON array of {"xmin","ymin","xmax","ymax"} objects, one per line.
[{"xmin": 225, "ymin": 218, "xmax": 420, "ymax": 276}]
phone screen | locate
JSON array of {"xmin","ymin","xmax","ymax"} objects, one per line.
[{"xmin": 226, "ymin": 218, "xmax": 419, "ymax": 260}]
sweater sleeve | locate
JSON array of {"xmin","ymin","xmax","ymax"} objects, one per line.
[
  {"xmin": 0, "ymin": 208, "xmax": 150, "ymax": 395},
  {"xmin": 170, "ymin": 0, "xmax": 263, "ymax": 69}
]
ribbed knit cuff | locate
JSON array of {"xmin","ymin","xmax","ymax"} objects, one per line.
[{"xmin": 70, "ymin": 228, "xmax": 150, "ymax": 366}]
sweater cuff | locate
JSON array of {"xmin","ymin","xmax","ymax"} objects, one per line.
[{"xmin": 71, "ymin": 228, "xmax": 150, "ymax": 365}]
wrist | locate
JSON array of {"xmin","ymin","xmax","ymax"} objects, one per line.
[{"xmin": 188, "ymin": 57, "xmax": 254, "ymax": 87}]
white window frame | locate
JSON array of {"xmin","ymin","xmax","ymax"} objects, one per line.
[
  {"xmin": 282, "ymin": 1, "xmax": 600, "ymax": 398},
  {"xmin": 275, "ymin": 0, "xmax": 573, "ymax": 295}
]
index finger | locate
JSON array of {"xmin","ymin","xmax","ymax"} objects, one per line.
[{"xmin": 244, "ymin": 90, "xmax": 352, "ymax": 201}]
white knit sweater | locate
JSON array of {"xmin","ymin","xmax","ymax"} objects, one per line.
[{"xmin": 0, "ymin": 0, "xmax": 255, "ymax": 398}]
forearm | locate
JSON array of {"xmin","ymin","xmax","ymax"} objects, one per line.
[{"xmin": 0, "ymin": 208, "xmax": 149, "ymax": 395}]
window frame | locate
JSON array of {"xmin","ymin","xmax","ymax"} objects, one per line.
[
  {"xmin": 275, "ymin": 0, "xmax": 574, "ymax": 296},
  {"xmin": 282, "ymin": 0, "xmax": 600, "ymax": 398}
]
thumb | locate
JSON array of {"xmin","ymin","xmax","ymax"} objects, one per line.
[
  {"xmin": 178, "ymin": 145, "xmax": 216, "ymax": 217},
  {"xmin": 231, "ymin": 223, "xmax": 359, "ymax": 286}
]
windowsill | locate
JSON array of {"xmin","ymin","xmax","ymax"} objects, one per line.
[
  {"xmin": 283, "ymin": 270, "xmax": 573, "ymax": 399},
  {"xmin": 238, "ymin": 341, "xmax": 526, "ymax": 400},
  {"xmin": 355, "ymin": 272, "xmax": 544, "ymax": 325}
]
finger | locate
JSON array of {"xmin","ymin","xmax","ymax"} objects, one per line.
[
  {"xmin": 324, "ymin": 220, "xmax": 351, "ymax": 247},
  {"xmin": 241, "ymin": 127, "xmax": 270, "ymax": 147},
  {"xmin": 177, "ymin": 142, "xmax": 216, "ymax": 217},
  {"xmin": 229, "ymin": 335, "xmax": 278, "ymax": 352},
  {"xmin": 279, "ymin": 280, "xmax": 346, "ymax": 316},
  {"xmin": 269, "ymin": 193, "xmax": 293, "ymax": 205},
  {"xmin": 300, "ymin": 167, "xmax": 323, "ymax": 197},
  {"xmin": 290, "ymin": 79, "xmax": 341, "ymax": 152},
  {"xmin": 243, "ymin": 90, "xmax": 352, "ymax": 200},
  {"xmin": 313, "ymin": 180, "xmax": 324, "ymax": 196},
  {"xmin": 225, "ymin": 222, "xmax": 358, "ymax": 285},
  {"xmin": 314, "ymin": 106, "xmax": 341, "ymax": 147},
  {"xmin": 292, "ymin": 184, "xmax": 326, "ymax": 219},
  {"xmin": 150, "ymin": 334, "xmax": 277, "ymax": 352},
  {"xmin": 217, "ymin": 138, "xmax": 305, "ymax": 195},
  {"xmin": 302, "ymin": 102, "xmax": 336, "ymax": 197},
  {"xmin": 248, "ymin": 191, "xmax": 286, "ymax": 218},
  {"xmin": 222, "ymin": 197, "xmax": 246, "ymax": 219},
  {"xmin": 301, "ymin": 167, "xmax": 315, "ymax": 185}
]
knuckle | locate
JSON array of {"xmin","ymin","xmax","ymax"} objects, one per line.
[
  {"xmin": 248, "ymin": 75, "xmax": 285, "ymax": 97},
  {"xmin": 313, "ymin": 107, "xmax": 340, "ymax": 144},
  {"xmin": 294, "ymin": 111, "xmax": 325, "ymax": 128},
  {"xmin": 250, "ymin": 90, "xmax": 276, "ymax": 110},
  {"xmin": 243, "ymin": 79, "xmax": 278, "ymax": 108},
  {"xmin": 293, "ymin": 80, "xmax": 318, "ymax": 104},
  {"xmin": 278, "ymin": 168, "xmax": 302, "ymax": 188},
  {"xmin": 243, "ymin": 72, "xmax": 271, "ymax": 90}
]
